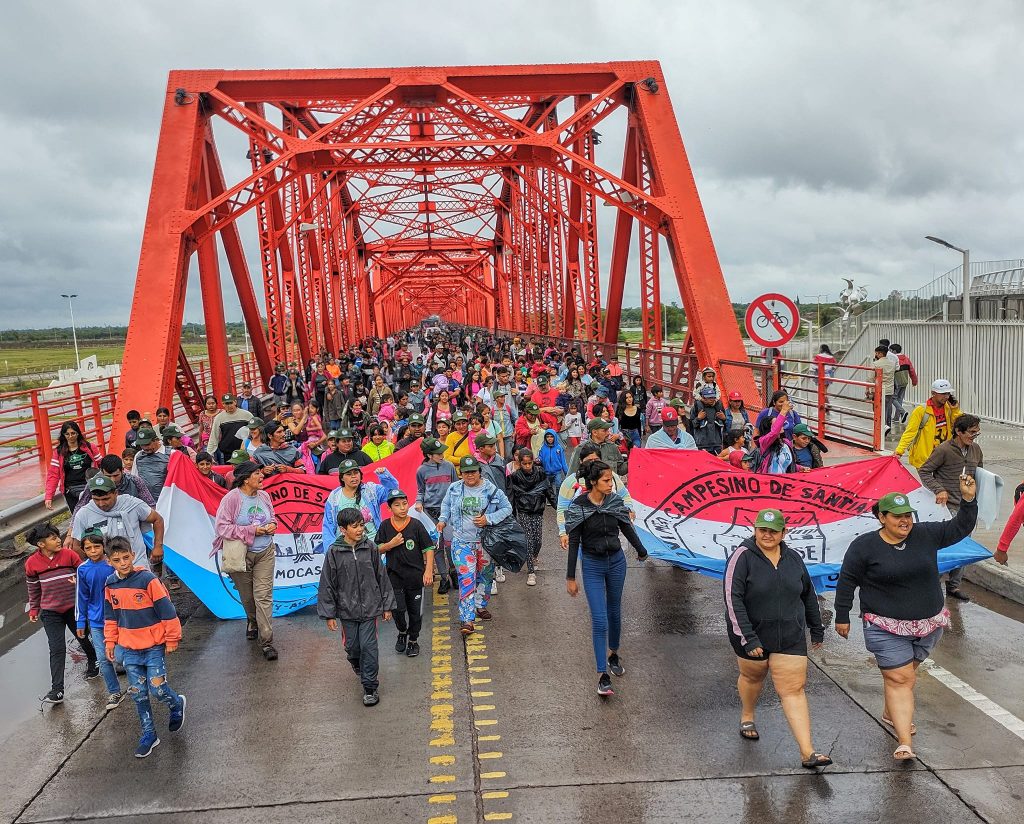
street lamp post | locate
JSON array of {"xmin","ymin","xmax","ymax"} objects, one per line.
[
  {"xmin": 925, "ymin": 235, "xmax": 971, "ymax": 410},
  {"xmin": 60, "ymin": 293, "xmax": 81, "ymax": 371}
]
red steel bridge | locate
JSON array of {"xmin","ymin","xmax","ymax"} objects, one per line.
[{"xmin": 113, "ymin": 62, "xmax": 753, "ymax": 447}]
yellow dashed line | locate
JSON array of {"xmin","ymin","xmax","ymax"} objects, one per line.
[
  {"xmin": 469, "ymin": 677, "xmax": 491, "ymax": 685},
  {"xmin": 469, "ymin": 665, "xmax": 489, "ymax": 672},
  {"xmin": 474, "ymin": 718, "xmax": 498, "ymax": 726},
  {"xmin": 478, "ymin": 734, "xmax": 500, "ymax": 742},
  {"xmin": 429, "ymin": 794, "xmax": 457, "ymax": 804},
  {"xmin": 484, "ymin": 814, "xmax": 513, "ymax": 821},
  {"xmin": 473, "ymin": 704, "xmax": 496, "ymax": 712},
  {"xmin": 471, "ymin": 691, "xmax": 494, "ymax": 698},
  {"xmin": 430, "ymin": 734, "xmax": 454, "ymax": 747},
  {"xmin": 428, "ymin": 816, "xmax": 458, "ymax": 824},
  {"xmin": 430, "ymin": 755, "xmax": 456, "ymax": 766},
  {"xmin": 480, "ymin": 771, "xmax": 506, "ymax": 779},
  {"xmin": 429, "ymin": 774, "xmax": 456, "ymax": 784},
  {"xmin": 482, "ymin": 791, "xmax": 509, "ymax": 799},
  {"xmin": 478, "ymin": 751, "xmax": 503, "ymax": 759}
]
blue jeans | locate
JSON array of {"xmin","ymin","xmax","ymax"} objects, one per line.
[
  {"xmin": 89, "ymin": 625, "xmax": 123, "ymax": 694},
  {"xmin": 580, "ymin": 550, "xmax": 627, "ymax": 673},
  {"xmin": 123, "ymin": 646, "xmax": 182, "ymax": 737},
  {"xmin": 624, "ymin": 429, "xmax": 642, "ymax": 448},
  {"xmin": 547, "ymin": 471, "xmax": 565, "ymax": 502}
]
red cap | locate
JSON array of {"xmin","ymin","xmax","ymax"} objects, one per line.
[
  {"xmin": 662, "ymin": 407, "xmax": 679, "ymax": 422},
  {"xmin": 728, "ymin": 391, "xmax": 743, "ymax": 401}
]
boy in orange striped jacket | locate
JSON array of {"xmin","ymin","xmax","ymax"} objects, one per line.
[{"xmin": 103, "ymin": 537, "xmax": 186, "ymax": 758}]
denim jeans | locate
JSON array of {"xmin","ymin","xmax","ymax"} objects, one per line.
[
  {"xmin": 123, "ymin": 645, "xmax": 182, "ymax": 737},
  {"xmin": 88, "ymin": 625, "xmax": 123, "ymax": 694},
  {"xmin": 580, "ymin": 549, "xmax": 627, "ymax": 673},
  {"xmin": 547, "ymin": 471, "xmax": 565, "ymax": 503}
]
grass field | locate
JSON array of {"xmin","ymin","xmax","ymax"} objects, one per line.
[{"xmin": 0, "ymin": 342, "xmax": 215, "ymax": 376}]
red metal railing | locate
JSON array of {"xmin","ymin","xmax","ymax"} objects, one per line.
[{"xmin": 0, "ymin": 353, "xmax": 260, "ymax": 473}]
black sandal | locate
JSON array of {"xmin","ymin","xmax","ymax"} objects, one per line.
[
  {"xmin": 801, "ymin": 752, "xmax": 833, "ymax": 769},
  {"xmin": 739, "ymin": 721, "xmax": 759, "ymax": 741}
]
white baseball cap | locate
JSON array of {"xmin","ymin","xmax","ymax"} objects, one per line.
[{"xmin": 931, "ymin": 379, "xmax": 953, "ymax": 393}]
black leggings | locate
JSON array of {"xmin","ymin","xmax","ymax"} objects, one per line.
[
  {"xmin": 41, "ymin": 608, "xmax": 97, "ymax": 691},
  {"xmin": 391, "ymin": 584, "xmax": 424, "ymax": 641}
]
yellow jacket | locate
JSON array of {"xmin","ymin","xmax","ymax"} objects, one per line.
[
  {"xmin": 444, "ymin": 430, "xmax": 474, "ymax": 468},
  {"xmin": 895, "ymin": 401, "xmax": 962, "ymax": 468}
]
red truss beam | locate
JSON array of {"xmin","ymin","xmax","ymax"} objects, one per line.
[{"xmin": 112, "ymin": 63, "xmax": 755, "ymax": 447}]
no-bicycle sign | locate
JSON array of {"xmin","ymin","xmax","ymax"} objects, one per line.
[{"xmin": 744, "ymin": 293, "xmax": 800, "ymax": 348}]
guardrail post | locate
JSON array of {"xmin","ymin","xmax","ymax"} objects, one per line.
[
  {"xmin": 873, "ymin": 367, "xmax": 884, "ymax": 451},
  {"xmin": 34, "ymin": 402, "xmax": 52, "ymax": 470},
  {"xmin": 72, "ymin": 382, "xmax": 84, "ymax": 422},
  {"xmin": 816, "ymin": 362, "xmax": 827, "ymax": 440},
  {"xmin": 90, "ymin": 397, "xmax": 106, "ymax": 453}
]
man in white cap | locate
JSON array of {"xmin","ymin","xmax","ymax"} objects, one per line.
[{"xmin": 894, "ymin": 379, "xmax": 962, "ymax": 468}]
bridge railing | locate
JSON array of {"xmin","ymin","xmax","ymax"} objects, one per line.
[
  {"xmin": 491, "ymin": 331, "xmax": 884, "ymax": 450},
  {"xmin": 0, "ymin": 353, "xmax": 260, "ymax": 474}
]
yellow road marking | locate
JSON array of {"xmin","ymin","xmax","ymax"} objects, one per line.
[
  {"xmin": 482, "ymin": 791, "xmax": 509, "ymax": 799},
  {"xmin": 428, "ymin": 816, "xmax": 458, "ymax": 824},
  {"xmin": 469, "ymin": 666, "xmax": 489, "ymax": 672},
  {"xmin": 484, "ymin": 814, "xmax": 512, "ymax": 821},
  {"xmin": 479, "ymin": 734, "xmax": 500, "ymax": 742},
  {"xmin": 429, "ymin": 793, "xmax": 457, "ymax": 803},
  {"xmin": 430, "ymin": 755, "xmax": 456, "ymax": 766},
  {"xmin": 475, "ymin": 719, "xmax": 498, "ymax": 726},
  {"xmin": 480, "ymin": 771, "xmax": 506, "ymax": 779},
  {"xmin": 469, "ymin": 677, "xmax": 491, "ymax": 685},
  {"xmin": 429, "ymin": 774, "xmax": 457, "ymax": 784},
  {"xmin": 473, "ymin": 704, "xmax": 496, "ymax": 712},
  {"xmin": 471, "ymin": 691, "xmax": 494, "ymax": 698},
  {"xmin": 479, "ymin": 751, "xmax": 503, "ymax": 759},
  {"xmin": 430, "ymin": 734, "xmax": 454, "ymax": 747}
]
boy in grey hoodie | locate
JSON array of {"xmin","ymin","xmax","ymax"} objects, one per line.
[{"xmin": 317, "ymin": 508, "xmax": 396, "ymax": 706}]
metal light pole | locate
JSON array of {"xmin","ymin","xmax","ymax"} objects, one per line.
[
  {"xmin": 60, "ymin": 293, "xmax": 81, "ymax": 371},
  {"xmin": 925, "ymin": 235, "xmax": 971, "ymax": 410}
]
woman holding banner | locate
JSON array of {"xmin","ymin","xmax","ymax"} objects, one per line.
[
  {"xmin": 724, "ymin": 509, "xmax": 831, "ymax": 769},
  {"xmin": 834, "ymin": 476, "xmax": 977, "ymax": 761},
  {"xmin": 213, "ymin": 461, "xmax": 279, "ymax": 661}
]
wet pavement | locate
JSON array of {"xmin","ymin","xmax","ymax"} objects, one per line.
[{"xmin": 1, "ymin": 506, "xmax": 1022, "ymax": 824}]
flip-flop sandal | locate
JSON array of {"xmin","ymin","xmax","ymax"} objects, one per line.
[
  {"xmin": 801, "ymin": 752, "xmax": 833, "ymax": 769},
  {"xmin": 881, "ymin": 717, "xmax": 916, "ymax": 735},
  {"xmin": 739, "ymin": 721, "xmax": 759, "ymax": 741},
  {"xmin": 893, "ymin": 744, "xmax": 916, "ymax": 761}
]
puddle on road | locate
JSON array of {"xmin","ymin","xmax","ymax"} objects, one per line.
[{"xmin": 0, "ymin": 584, "xmax": 93, "ymax": 740}]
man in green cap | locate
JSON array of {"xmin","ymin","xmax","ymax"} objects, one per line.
[
  {"xmin": 791, "ymin": 423, "xmax": 826, "ymax": 471},
  {"xmin": 208, "ymin": 393, "xmax": 254, "ymax": 460},
  {"xmin": 71, "ymin": 474, "xmax": 165, "ymax": 572},
  {"xmin": 569, "ymin": 418, "xmax": 625, "ymax": 476},
  {"xmin": 396, "ymin": 413, "xmax": 427, "ymax": 450},
  {"xmin": 131, "ymin": 427, "xmax": 170, "ymax": 501}
]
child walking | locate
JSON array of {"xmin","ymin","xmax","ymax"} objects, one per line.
[
  {"xmin": 26, "ymin": 524, "xmax": 98, "ymax": 705},
  {"xmin": 76, "ymin": 530, "xmax": 126, "ymax": 709},
  {"xmin": 104, "ymin": 537, "xmax": 185, "ymax": 758},
  {"xmin": 318, "ymin": 508, "xmax": 396, "ymax": 706},
  {"xmin": 507, "ymin": 449, "xmax": 555, "ymax": 587},
  {"xmin": 537, "ymin": 429, "xmax": 569, "ymax": 503},
  {"xmin": 561, "ymin": 400, "xmax": 583, "ymax": 448},
  {"xmin": 376, "ymin": 489, "xmax": 435, "ymax": 658}
]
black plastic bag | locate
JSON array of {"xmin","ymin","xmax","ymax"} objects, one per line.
[{"xmin": 480, "ymin": 517, "xmax": 529, "ymax": 573}]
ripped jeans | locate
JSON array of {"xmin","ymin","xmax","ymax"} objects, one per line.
[{"xmin": 123, "ymin": 645, "xmax": 182, "ymax": 737}]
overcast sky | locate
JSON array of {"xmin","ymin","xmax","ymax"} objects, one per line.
[{"xmin": 1, "ymin": 0, "xmax": 1022, "ymax": 330}]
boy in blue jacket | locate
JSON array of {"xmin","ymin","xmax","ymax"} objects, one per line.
[
  {"xmin": 75, "ymin": 530, "xmax": 126, "ymax": 709},
  {"xmin": 537, "ymin": 429, "xmax": 568, "ymax": 504}
]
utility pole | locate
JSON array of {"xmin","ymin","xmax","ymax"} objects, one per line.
[{"xmin": 60, "ymin": 293, "xmax": 81, "ymax": 371}]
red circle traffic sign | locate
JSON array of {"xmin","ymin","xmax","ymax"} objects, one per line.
[{"xmin": 744, "ymin": 293, "xmax": 800, "ymax": 348}]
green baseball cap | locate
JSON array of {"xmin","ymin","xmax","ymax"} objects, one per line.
[
  {"xmin": 222, "ymin": 393, "xmax": 236, "ymax": 403},
  {"xmin": 474, "ymin": 432, "xmax": 497, "ymax": 447},
  {"xmin": 338, "ymin": 458, "xmax": 362, "ymax": 475},
  {"xmin": 248, "ymin": 417, "xmax": 265, "ymax": 430},
  {"xmin": 420, "ymin": 437, "xmax": 448, "ymax": 455},
  {"xmin": 228, "ymin": 449, "xmax": 251, "ymax": 465},
  {"xmin": 587, "ymin": 418, "xmax": 613, "ymax": 431},
  {"xmin": 88, "ymin": 475, "xmax": 116, "ymax": 494},
  {"xmin": 336, "ymin": 428, "xmax": 356, "ymax": 440},
  {"xmin": 459, "ymin": 456, "xmax": 482, "ymax": 472},
  {"xmin": 386, "ymin": 488, "xmax": 408, "ymax": 504},
  {"xmin": 792, "ymin": 423, "xmax": 814, "ymax": 438},
  {"xmin": 408, "ymin": 413, "xmax": 426, "ymax": 425},
  {"xmin": 161, "ymin": 423, "xmax": 184, "ymax": 439},
  {"xmin": 753, "ymin": 509, "xmax": 785, "ymax": 531},
  {"xmin": 524, "ymin": 402, "xmax": 540, "ymax": 414},
  {"xmin": 668, "ymin": 397, "xmax": 687, "ymax": 409},
  {"xmin": 452, "ymin": 412, "xmax": 469, "ymax": 423},
  {"xmin": 878, "ymin": 492, "xmax": 916, "ymax": 515},
  {"xmin": 134, "ymin": 427, "xmax": 158, "ymax": 445},
  {"xmin": 326, "ymin": 430, "xmax": 340, "ymax": 440}
]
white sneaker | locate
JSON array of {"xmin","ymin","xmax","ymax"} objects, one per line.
[
  {"xmin": 495, "ymin": 567, "xmax": 506, "ymax": 582},
  {"xmin": 527, "ymin": 573, "xmax": 537, "ymax": 586},
  {"xmin": 489, "ymin": 580, "xmax": 498, "ymax": 594}
]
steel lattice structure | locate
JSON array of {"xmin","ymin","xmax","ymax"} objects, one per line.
[{"xmin": 113, "ymin": 63, "xmax": 751, "ymax": 444}]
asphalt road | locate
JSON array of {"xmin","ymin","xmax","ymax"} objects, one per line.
[{"xmin": 2, "ymin": 519, "xmax": 1023, "ymax": 824}]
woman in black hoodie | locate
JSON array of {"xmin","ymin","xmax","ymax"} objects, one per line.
[
  {"xmin": 507, "ymin": 448, "xmax": 555, "ymax": 587},
  {"xmin": 724, "ymin": 508, "xmax": 830, "ymax": 769}
]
